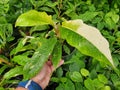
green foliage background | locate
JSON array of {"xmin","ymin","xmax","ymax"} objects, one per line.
[{"xmin": 0, "ymin": 0, "xmax": 120, "ymax": 90}]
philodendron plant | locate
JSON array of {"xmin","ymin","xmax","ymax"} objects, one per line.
[{"xmin": 4, "ymin": 10, "xmax": 115, "ymax": 80}]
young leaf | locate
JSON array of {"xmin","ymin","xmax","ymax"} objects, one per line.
[
  {"xmin": 60, "ymin": 19, "xmax": 114, "ymax": 67},
  {"xmin": 80, "ymin": 68, "xmax": 89, "ymax": 77},
  {"xmin": 23, "ymin": 37, "xmax": 57, "ymax": 79},
  {"xmin": 15, "ymin": 10, "xmax": 54, "ymax": 27},
  {"xmin": 3, "ymin": 66, "xmax": 23, "ymax": 80}
]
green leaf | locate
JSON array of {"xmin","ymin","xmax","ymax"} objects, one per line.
[
  {"xmin": 51, "ymin": 77, "xmax": 60, "ymax": 83},
  {"xmin": 104, "ymin": 17, "xmax": 116, "ymax": 29},
  {"xmin": 101, "ymin": 86, "xmax": 111, "ymax": 90},
  {"xmin": 111, "ymin": 14, "xmax": 119, "ymax": 23},
  {"xmin": 84, "ymin": 78, "xmax": 95, "ymax": 90},
  {"xmin": 30, "ymin": 25, "xmax": 49, "ymax": 34},
  {"xmin": 98, "ymin": 74, "xmax": 108, "ymax": 84},
  {"xmin": 110, "ymin": 74, "xmax": 120, "ymax": 85},
  {"xmin": 75, "ymin": 83, "xmax": 85, "ymax": 90},
  {"xmin": 56, "ymin": 67, "xmax": 63, "ymax": 78},
  {"xmin": 79, "ymin": 11, "xmax": 98, "ymax": 21},
  {"xmin": 63, "ymin": 45, "xmax": 70, "ymax": 54},
  {"xmin": 60, "ymin": 77, "xmax": 68, "ymax": 83},
  {"xmin": 56, "ymin": 83, "xmax": 64, "ymax": 90},
  {"xmin": 23, "ymin": 37, "xmax": 57, "ymax": 79},
  {"xmin": 80, "ymin": 68, "xmax": 89, "ymax": 77},
  {"xmin": 0, "ymin": 87, "xmax": 5, "ymax": 90},
  {"xmin": 70, "ymin": 71, "xmax": 83, "ymax": 82},
  {"xmin": 0, "ymin": 24, "xmax": 13, "ymax": 47},
  {"xmin": 69, "ymin": 62, "xmax": 84, "ymax": 72},
  {"xmin": 60, "ymin": 20, "xmax": 114, "ymax": 67},
  {"xmin": 0, "ymin": 16, "xmax": 7, "ymax": 24},
  {"xmin": 3, "ymin": 66, "xmax": 23, "ymax": 79},
  {"xmin": 93, "ymin": 78, "xmax": 104, "ymax": 89},
  {"xmin": 0, "ymin": 65, "xmax": 8, "ymax": 75},
  {"xmin": 52, "ymin": 41, "xmax": 62, "ymax": 68},
  {"xmin": 15, "ymin": 10, "xmax": 54, "ymax": 27},
  {"xmin": 56, "ymin": 79, "xmax": 75, "ymax": 90},
  {"xmin": 65, "ymin": 79, "xmax": 75, "ymax": 90},
  {"xmin": 12, "ymin": 55, "xmax": 30, "ymax": 66},
  {"xmin": 10, "ymin": 37, "xmax": 28, "ymax": 55}
]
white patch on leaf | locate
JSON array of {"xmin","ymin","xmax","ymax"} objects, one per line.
[{"xmin": 62, "ymin": 20, "xmax": 114, "ymax": 67}]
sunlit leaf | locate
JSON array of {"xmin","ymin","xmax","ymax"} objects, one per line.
[
  {"xmin": 15, "ymin": 10, "xmax": 54, "ymax": 27},
  {"xmin": 80, "ymin": 68, "xmax": 89, "ymax": 77},
  {"xmin": 60, "ymin": 19, "xmax": 114, "ymax": 67}
]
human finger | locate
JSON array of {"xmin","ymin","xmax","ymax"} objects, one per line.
[{"xmin": 51, "ymin": 60, "xmax": 64, "ymax": 72}]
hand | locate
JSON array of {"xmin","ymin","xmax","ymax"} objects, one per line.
[{"xmin": 31, "ymin": 60, "xmax": 64, "ymax": 89}]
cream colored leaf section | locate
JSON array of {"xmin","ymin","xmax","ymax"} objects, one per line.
[{"xmin": 62, "ymin": 20, "xmax": 114, "ymax": 66}]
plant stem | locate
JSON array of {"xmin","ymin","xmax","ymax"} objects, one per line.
[{"xmin": 0, "ymin": 58, "xmax": 13, "ymax": 66}]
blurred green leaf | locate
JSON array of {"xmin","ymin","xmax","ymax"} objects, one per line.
[
  {"xmin": 70, "ymin": 71, "xmax": 83, "ymax": 82},
  {"xmin": 80, "ymin": 68, "xmax": 89, "ymax": 77},
  {"xmin": 101, "ymin": 86, "xmax": 111, "ymax": 90},
  {"xmin": 56, "ymin": 67, "xmax": 63, "ymax": 78},
  {"xmin": 3, "ymin": 66, "xmax": 23, "ymax": 79},
  {"xmin": 0, "ymin": 87, "xmax": 5, "ymax": 90},
  {"xmin": 98, "ymin": 74, "xmax": 108, "ymax": 84},
  {"xmin": 79, "ymin": 11, "xmax": 98, "ymax": 21},
  {"xmin": 93, "ymin": 78, "xmax": 104, "ymax": 89},
  {"xmin": 56, "ymin": 83, "xmax": 64, "ymax": 90},
  {"xmin": 10, "ymin": 37, "xmax": 28, "ymax": 55},
  {"xmin": 0, "ymin": 24, "xmax": 13, "ymax": 48},
  {"xmin": 51, "ymin": 77, "xmax": 60, "ymax": 83},
  {"xmin": 60, "ymin": 77, "xmax": 67, "ymax": 83},
  {"xmin": 0, "ymin": 65, "xmax": 8, "ymax": 75},
  {"xmin": 63, "ymin": 45, "xmax": 70, "ymax": 54},
  {"xmin": 112, "ymin": 14, "xmax": 119, "ymax": 23},
  {"xmin": 84, "ymin": 78, "xmax": 95, "ymax": 90},
  {"xmin": 12, "ymin": 55, "xmax": 30, "ymax": 66}
]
